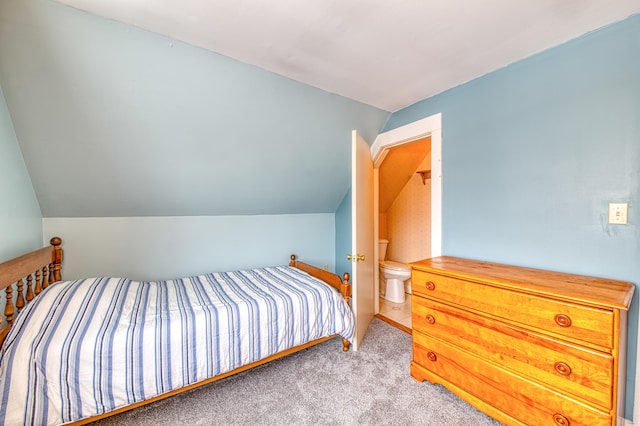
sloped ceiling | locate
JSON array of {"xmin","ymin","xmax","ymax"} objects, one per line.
[
  {"xmin": 1, "ymin": 0, "xmax": 639, "ymax": 218},
  {"xmin": 0, "ymin": 0, "xmax": 388, "ymax": 217},
  {"xmin": 379, "ymin": 137, "xmax": 430, "ymax": 213},
  {"xmin": 54, "ymin": 0, "xmax": 640, "ymax": 112}
]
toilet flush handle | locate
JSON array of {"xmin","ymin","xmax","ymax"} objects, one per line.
[{"xmin": 347, "ymin": 253, "xmax": 366, "ymax": 262}]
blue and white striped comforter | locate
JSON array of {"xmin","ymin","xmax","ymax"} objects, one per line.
[{"xmin": 0, "ymin": 266, "xmax": 354, "ymax": 425}]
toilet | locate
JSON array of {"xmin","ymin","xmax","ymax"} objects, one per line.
[{"xmin": 378, "ymin": 239, "xmax": 411, "ymax": 304}]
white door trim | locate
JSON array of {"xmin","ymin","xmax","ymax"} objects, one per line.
[
  {"xmin": 372, "ymin": 113, "xmax": 442, "ymax": 255},
  {"xmin": 370, "ymin": 113, "xmax": 443, "ymax": 313}
]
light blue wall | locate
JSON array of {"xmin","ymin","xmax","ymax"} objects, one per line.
[
  {"xmin": 335, "ymin": 187, "xmax": 352, "ymax": 278},
  {"xmin": 386, "ymin": 15, "xmax": 640, "ymax": 418},
  {"xmin": 0, "ymin": 0, "xmax": 388, "ymax": 218},
  {"xmin": 0, "ymin": 84, "xmax": 42, "ymax": 261},
  {"xmin": 1, "ymin": 0, "xmax": 385, "ymax": 303},
  {"xmin": 43, "ymin": 214, "xmax": 335, "ymax": 281}
]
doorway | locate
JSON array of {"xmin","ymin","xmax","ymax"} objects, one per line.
[
  {"xmin": 369, "ymin": 113, "xmax": 442, "ymax": 332},
  {"xmin": 376, "ymin": 137, "xmax": 431, "ymax": 332}
]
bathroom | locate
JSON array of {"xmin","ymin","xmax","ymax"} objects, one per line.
[{"xmin": 377, "ymin": 136, "xmax": 431, "ymax": 331}]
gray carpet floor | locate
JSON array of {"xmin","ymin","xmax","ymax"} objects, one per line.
[{"xmin": 92, "ymin": 318, "xmax": 503, "ymax": 425}]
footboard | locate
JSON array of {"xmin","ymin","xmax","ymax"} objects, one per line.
[
  {"xmin": 289, "ymin": 254, "xmax": 352, "ymax": 351},
  {"xmin": 0, "ymin": 237, "xmax": 63, "ymax": 345}
]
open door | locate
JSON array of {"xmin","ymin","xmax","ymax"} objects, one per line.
[{"xmin": 350, "ymin": 130, "xmax": 375, "ymax": 350}]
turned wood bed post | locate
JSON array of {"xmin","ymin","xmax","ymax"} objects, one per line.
[
  {"xmin": 0, "ymin": 237, "xmax": 63, "ymax": 345},
  {"xmin": 50, "ymin": 237, "xmax": 63, "ymax": 285},
  {"xmin": 340, "ymin": 272, "xmax": 352, "ymax": 352}
]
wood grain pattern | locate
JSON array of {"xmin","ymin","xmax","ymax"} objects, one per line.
[
  {"xmin": 412, "ymin": 333, "xmax": 611, "ymax": 426},
  {"xmin": 412, "ymin": 296, "xmax": 613, "ymax": 408},
  {"xmin": 412, "ymin": 269, "xmax": 615, "ymax": 350},
  {"xmin": 410, "ymin": 256, "xmax": 634, "ymax": 426},
  {"xmin": 411, "ymin": 256, "xmax": 634, "ymax": 309},
  {"xmin": 0, "ymin": 246, "xmax": 52, "ymax": 290}
]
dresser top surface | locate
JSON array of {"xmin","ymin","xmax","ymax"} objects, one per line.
[{"xmin": 410, "ymin": 256, "xmax": 635, "ymax": 310}]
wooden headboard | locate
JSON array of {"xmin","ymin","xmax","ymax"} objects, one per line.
[{"xmin": 0, "ymin": 237, "xmax": 63, "ymax": 345}]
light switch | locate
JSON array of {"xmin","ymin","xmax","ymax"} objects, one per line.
[{"xmin": 608, "ymin": 203, "xmax": 628, "ymax": 225}]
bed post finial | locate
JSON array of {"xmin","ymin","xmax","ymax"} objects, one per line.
[
  {"xmin": 289, "ymin": 255, "xmax": 297, "ymax": 266},
  {"xmin": 50, "ymin": 237, "xmax": 63, "ymax": 283},
  {"xmin": 340, "ymin": 272, "xmax": 352, "ymax": 306},
  {"xmin": 341, "ymin": 272, "xmax": 352, "ymax": 352}
]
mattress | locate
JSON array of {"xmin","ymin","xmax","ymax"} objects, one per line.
[{"xmin": 0, "ymin": 265, "xmax": 354, "ymax": 425}]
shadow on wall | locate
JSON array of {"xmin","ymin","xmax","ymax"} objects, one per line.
[{"xmin": 378, "ymin": 137, "xmax": 432, "ymax": 266}]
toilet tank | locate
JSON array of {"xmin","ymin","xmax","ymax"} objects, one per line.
[{"xmin": 378, "ymin": 239, "xmax": 389, "ymax": 261}]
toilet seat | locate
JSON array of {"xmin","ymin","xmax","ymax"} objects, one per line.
[{"xmin": 379, "ymin": 260, "xmax": 410, "ymax": 272}]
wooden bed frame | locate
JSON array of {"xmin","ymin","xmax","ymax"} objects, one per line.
[
  {"xmin": 0, "ymin": 237, "xmax": 63, "ymax": 346},
  {"xmin": 0, "ymin": 237, "xmax": 353, "ymax": 425}
]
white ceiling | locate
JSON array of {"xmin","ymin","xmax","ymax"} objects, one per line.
[{"xmin": 51, "ymin": 0, "xmax": 640, "ymax": 111}]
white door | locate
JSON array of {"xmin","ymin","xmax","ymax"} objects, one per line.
[{"xmin": 350, "ymin": 130, "xmax": 375, "ymax": 351}]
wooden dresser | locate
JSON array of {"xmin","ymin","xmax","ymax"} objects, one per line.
[{"xmin": 410, "ymin": 256, "xmax": 635, "ymax": 426}]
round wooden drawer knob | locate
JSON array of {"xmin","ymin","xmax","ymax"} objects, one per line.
[
  {"xmin": 554, "ymin": 314, "xmax": 572, "ymax": 327},
  {"xmin": 427, "ymin": 351, "xmax": 437, "ymax": 362},
  {"xmin": 425, "ymin": 281, "xmax": 436, "ymax": 291},
  {"xmin": 426, "ymin": 314, "xmax": 436, "ymax": 324},
  {"xmin": 554, "ymin": 361, "xmax": 572, "ymax": 376},
  {"xmin": 553, "ymin": 413, "xmax": 570, "ymax": 426}
]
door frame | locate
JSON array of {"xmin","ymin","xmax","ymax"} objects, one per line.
[{"xmin": 370, "ymin": 113, "xmax": 442, "ymax": 313}]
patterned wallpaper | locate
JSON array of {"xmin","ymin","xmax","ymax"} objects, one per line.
[{"xmin": 384, "ymin": 153, "xmax": 431, "ymax": 264}]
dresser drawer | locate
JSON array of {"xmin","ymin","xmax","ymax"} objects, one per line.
[
  {"xmin": 412, "ymin": 270, "xmax": 614, "ymax": 349},
  {"xmin": 412, "ymin": 295, "xmax": 614, "ymax": 409},
  {"xmin": 412, "ymin": 331, "xmax": 611, "ymax": 426}
]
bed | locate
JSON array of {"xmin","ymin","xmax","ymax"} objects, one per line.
[{"xmin": 0, "ymin": 238, "xmax": 354, "ymax": 425}]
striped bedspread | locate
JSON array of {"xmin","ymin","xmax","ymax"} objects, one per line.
[{"xmin": 0, "ymin": 266, "xmax": 354, "ymax": 425}]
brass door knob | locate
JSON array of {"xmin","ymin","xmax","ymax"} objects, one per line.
[{"xmin": 347, "ymin": 254, "xmax": 366, "ymax": 262}]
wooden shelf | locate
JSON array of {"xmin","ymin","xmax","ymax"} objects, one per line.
[{"xmin": 416, "ymin": 170, "xmax": 431, "ymax": 185}]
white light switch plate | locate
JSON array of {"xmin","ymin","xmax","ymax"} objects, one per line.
[{"xmin": 608, "ymin": 203, "xmax": 628, "ymax": 225}]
